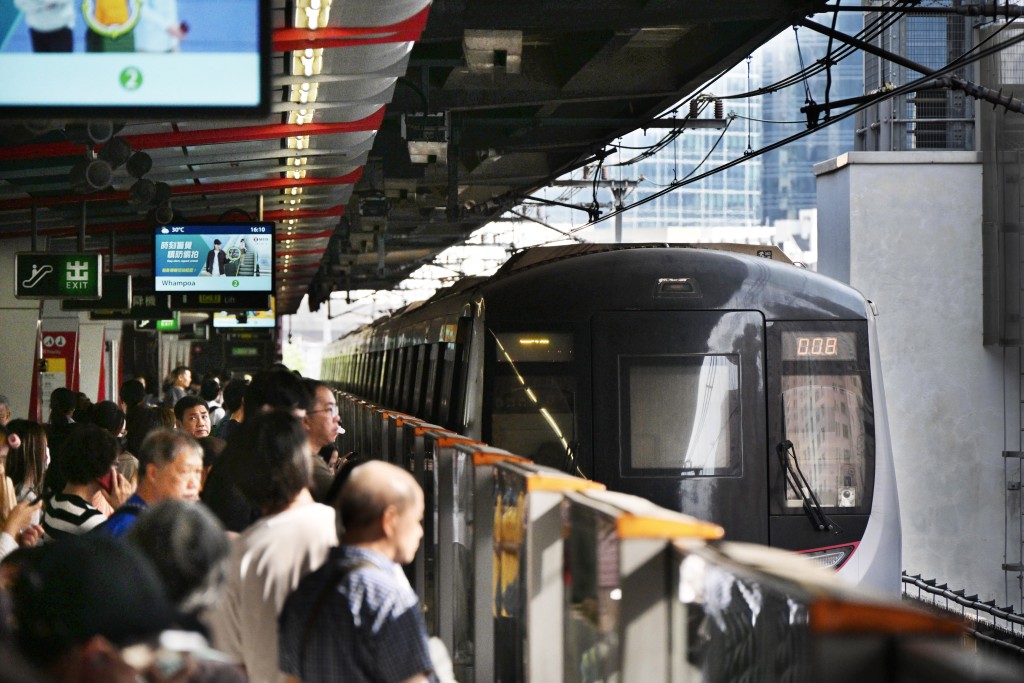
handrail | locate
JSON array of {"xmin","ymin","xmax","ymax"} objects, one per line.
[{"xmin": 901, "ymin": 572, "xmax": 1024, "ymax": 628}]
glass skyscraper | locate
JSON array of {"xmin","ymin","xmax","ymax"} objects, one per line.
[{"xmin": 604, "ymin": 12, "xmax": 864, "ymax": 232}]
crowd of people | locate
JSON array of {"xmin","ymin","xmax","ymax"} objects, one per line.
[{"xmin": 0, "ymin": 365, "xmax": 448, "ymax": 683}]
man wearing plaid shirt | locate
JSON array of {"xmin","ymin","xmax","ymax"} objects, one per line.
[{"xmin": 278, "ymin": 461, "xmax": 435, "ymax": 683}]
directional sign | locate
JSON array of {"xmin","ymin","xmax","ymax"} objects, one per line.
[
  {"xmin": 62, "ymin": 273, "xmax": 132, "ymax": 311},
  {"xmin": 169, "ymin": 292, "xmax": 271, "ymax": 311},
  {"xmin": 88, "ymin": 293, "xmax": 175, "ymax": 321},
  {"xmin": 136, "ymin": 313, "xmax": 180, "ymax": 332},
  {"xmin": 15, "ymin": 253, "xmax": 103, "ymax": 299}
]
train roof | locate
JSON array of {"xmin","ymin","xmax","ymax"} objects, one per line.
[
  {"xmin": 480, "ymin": 244, "xmax": 868, "ymax": 322},
  {"xmin": 331, "ymin": 243, "xmax": 869, "ymax": 347},
  {"xmin": 495, "ymin": 243, "xmax": 793, "ymax": 279}
]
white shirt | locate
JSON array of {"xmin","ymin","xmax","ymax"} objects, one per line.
[
  {"xmin": 135, "ymin": 0, "xmax": 181, "ymax": 52},
  {"xmin": 14, "ymin": 0, "xmax": 74, "ymax": 32},
  {"xmin": 209, "ymin": 501, "xmax": 337, "ymax": 683}
]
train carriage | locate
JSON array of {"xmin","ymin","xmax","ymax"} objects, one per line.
[{"xmin": 323, "ymin": 244, "xmax": 901, "ymax": 592}]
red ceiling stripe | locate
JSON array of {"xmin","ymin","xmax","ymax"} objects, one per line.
[
  {"xmin": 274, "ymin": 28, "xmax": 425, "ymax": 52},
  {"xmin": 0, "ymin": 110, "xmax": 385, "ymax": 161},
  {"xmin": 272, "ymin": 6, "xmax": 430, "ymax": 51},
  {"xmin": 278, "ymin": 248, "xmax": 328, "ymax": 256},
  {"xmin": 276, "ymin": 229, "xmax": 334, "ymax": 241}
]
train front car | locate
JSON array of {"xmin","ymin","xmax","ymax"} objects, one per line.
[{"xmin": 477, "ymin": 245, "xmax": 901, "ymax": 592}]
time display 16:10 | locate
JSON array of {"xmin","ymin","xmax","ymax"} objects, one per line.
[{"xmin": 781, "ymin": 331, "xmax": 856, "ymax": 361}]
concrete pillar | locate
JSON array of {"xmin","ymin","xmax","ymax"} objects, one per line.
[{"xmin": 815, "ymin": 151, "xmax": 1009, "ymax": 602}]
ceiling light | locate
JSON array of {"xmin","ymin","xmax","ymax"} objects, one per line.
[{"xmin": 292, "ymin": 48, "xmax": 323, "ymax": 77}]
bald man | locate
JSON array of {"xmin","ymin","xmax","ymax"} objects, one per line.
[{"xmin": 278, "ymin": 461, "xmax": 434, "ymax": 683}]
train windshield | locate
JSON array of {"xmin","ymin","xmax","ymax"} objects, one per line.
[
  {"xmin": 776, "ymin": 325, "xmax": 874, "ymax": 515},
  {"xmin": 622, "ymin": 354, "xmax": 740, "ymax": 476},
  {"xmin": 488, "ymin": 331, "xmax": 579, "ymax": 472}
]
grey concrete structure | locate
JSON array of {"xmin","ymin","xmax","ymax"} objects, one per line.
[{"xmin": 815, "ymin": 151, "xmax": 1018, "ymax": 606}]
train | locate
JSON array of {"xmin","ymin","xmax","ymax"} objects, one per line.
[{"xmin": 321, "ymin": 243, "xmax": 901, "ymax": 592}]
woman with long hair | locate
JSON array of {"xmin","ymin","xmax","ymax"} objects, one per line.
[{"xmin": 5, "ymin": 419, "xmax": 48, "ymax": 506}]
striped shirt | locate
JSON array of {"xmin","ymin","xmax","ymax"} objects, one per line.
[
  {"xmin": 278, "ymin": 546, "xmax": 435, "ymax": 683},
  {"xmin": 42, "ymin": 492, "xmax": 106, "ymax": 540}
]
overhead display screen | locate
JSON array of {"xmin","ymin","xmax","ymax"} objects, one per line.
[
  {"xmin": 0, "ymin": 0, "xmax": 269, "ymax": 116},
  {"xmin": 154, "ymin": 223, "xmax": 274, "ymax": 293},
  {"xmin": 212, "ymin": 298, "xmax": 275, "ymax": 328}
]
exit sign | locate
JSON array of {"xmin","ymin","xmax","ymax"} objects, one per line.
[{"xmin": 15, "ymin": 253, "xmax": 103, "ymax": 299}]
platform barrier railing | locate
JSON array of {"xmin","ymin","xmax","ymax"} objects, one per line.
[{"xmin": 332, "ymin": 392, "xmax": 1024, "ymax": 682}]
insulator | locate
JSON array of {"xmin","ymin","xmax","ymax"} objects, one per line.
[
  {"xmin": 714, "ymin": 99, "xmax": 724, "ymax": 119},
  {"xmin": 689, "ymin": 99, "xmax": 699, "ymax": 117}
]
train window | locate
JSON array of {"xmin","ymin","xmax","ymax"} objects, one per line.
[
  {"xmin": 401, "ymin": 346, "xmax": 416, "ymax": 413},
  {"xmin": 412, "ymin": 345, "xmax": 430, "ymax": 416},
  {"xmin": 424, "ymin": 344, "xmax": 442, "ymax": 422},
  {"xmin": 487, "ymin": 330, "xmax": 577, "ymax": 469},
  {"xmin": 436, "ymin": 343, "xmax": 457, "ymax": 428},
  {"xmin": 620, "ymin": 355, "xmax": 740, "ymax": 477},
  {"xmin": 493, "ymin": 332, "xmax": 573, "ymax": 363},
  {"xmin": 773, "ymin": 320, "xmax": 874, "ymax": 516},
  {"xmin": 780, "ymin": 379, "xmax": 870, "ymax": 511}
]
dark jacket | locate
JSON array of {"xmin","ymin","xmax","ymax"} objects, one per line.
[{"xmin": 205, "ymin": 248, "xmax": 227, "ymax": 274}]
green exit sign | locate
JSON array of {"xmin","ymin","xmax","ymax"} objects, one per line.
[
  {"xmin": 156, "ymin": 316, "xmax": 180, "ymax": 332},
  {"xmin": 15, "ymin": 253, "xmax": 103, "ymax": 299}
]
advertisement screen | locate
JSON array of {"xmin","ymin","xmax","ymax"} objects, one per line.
[
  {"xmin": 0, "ymin": 0, "xmax": 269, "ymax": 115},
  {"xmin": 154, "ymin": 223, "xmax": 274, "ymax": 293}
]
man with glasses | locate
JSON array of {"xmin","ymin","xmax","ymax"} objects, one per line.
[{"xmin": 302, "ymin": 379, "xmax": 345, "ymax": 503}]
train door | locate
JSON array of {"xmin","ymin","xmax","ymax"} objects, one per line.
[{"xmin": 591, "ymin": 310, "xmax": 768, "ymax": 544}]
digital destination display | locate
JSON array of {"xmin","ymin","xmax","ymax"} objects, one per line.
[
  {"xmin": 154, "ymin": 223, "xmax": 273, "ymax": 293},
  {"xmin": 781, "ymin": 331, "xmax": 857, "ymax": 362},
  {"xmin": 0, "ymin": 0, "xmax": 268, "ymax": 115}
]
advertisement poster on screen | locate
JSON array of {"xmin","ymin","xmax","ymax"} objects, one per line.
[
  {"xmin": 154, "ymin": 224, "xmax": 273, "ymax": 293},
  {"xmin": 0, "ymin": 1, "xmax": 269, "ymax": 116}
]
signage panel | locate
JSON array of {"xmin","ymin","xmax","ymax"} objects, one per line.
[
  {"xmin": 15, "ymin": 253, "xmax": 103, "ymax": 299},
  {"xmin": 154, "ymin": 223, "xmax": 274, "ymax": 293},
  {"xmin": 39, "ymin": 331, "xmax": 78, "ymax": 416},
  {"xmin": 62, "ymin": 273, "xmax": 132, "ymax": 311},
  {"xmin": 169, "ymin": 292, "xmax": 271, "ymax": 311},
  {"xmin": 88, "ymin": 293, "xmax": 175, "ymax": 321},
  {"xmin": 136, "ymin": 312, "xmax": 180, "ymax": 332}
]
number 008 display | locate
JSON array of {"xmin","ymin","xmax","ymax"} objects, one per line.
[{"xmin": 781, "ymin": 331, "xmax": 857, "ymax": 361}]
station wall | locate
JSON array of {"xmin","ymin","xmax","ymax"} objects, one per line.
[
  {"xmin": 815, "ymin": 151, "xmax": 1014, "ymax": 603},
  {"xmin": 0, "ymin": 238, "xmax": 125, "ymax": 422},
  {"xmin": 0, "ymin": 238, "xmax": 42, "ymax": 422}
]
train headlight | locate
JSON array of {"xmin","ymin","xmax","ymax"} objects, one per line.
[{"xmin": 799, "ymin": 544, "xmax": 856, "ymax": 571}]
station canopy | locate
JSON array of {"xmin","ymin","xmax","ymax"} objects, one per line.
[{"xmin": 0, "ymin": 0, "xmax": 829, "ymax": 314}]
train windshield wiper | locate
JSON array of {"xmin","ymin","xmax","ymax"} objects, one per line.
[{"xmin": 776, "ymin": 440, "xmax": 834, "ymax": 532}]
